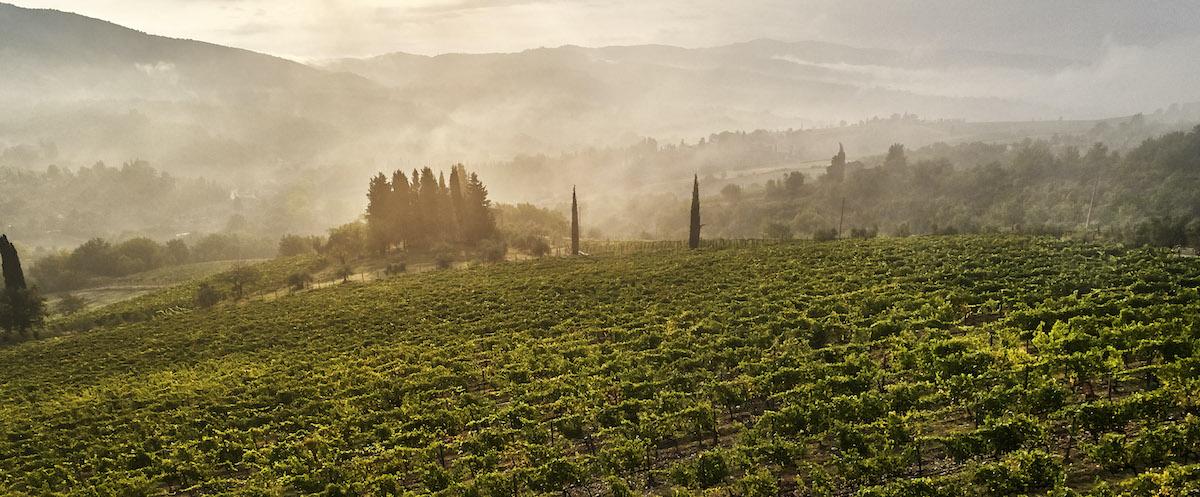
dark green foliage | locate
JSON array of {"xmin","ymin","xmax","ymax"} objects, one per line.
[
  {"xmin": 193, "ymin": 283, "xmax": 223, "ymax": 308},
  {"xmin": 362, "ymin": 166, "xmax": 498, "ymax": 254},
  {"xmin": 571, "ymin": 186, "xmax": 580, "ymax": 256},
  {"xmin": 813, "ymin": 228, "xmax": 839, "ymax": 241},
  {"xmin": 286, "ymin": 271, "xmax": 313, "ymax": 291},
  {"xmin": 219, "ymin": 266, "xmax": 261, "ymax": 300},
  {"xmin": 689, "ymin": 175, "xmax": 701, "ymax": 249},
  {"xmin": 1, "ymin": 234, "xmax": 27, "ymax": 290},
  {"xmin": 278, "ymin": 234, "xmax": 323, "ymax": 257}
]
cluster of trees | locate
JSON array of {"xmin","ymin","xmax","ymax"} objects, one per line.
[
  {"xmin": 364, "ymin": 164, "xmax": 498, "ymax": 253},
  {"xmin": 0, "ymin": 235, "xmax": 45, "ymax": 339},
  {"xmin": 31, "ymin": 234, "xmax": 276, "ymax": 292},
  {"xmin": 686, "ymin": 123, "xmax": 1200, "ymax": 246}
]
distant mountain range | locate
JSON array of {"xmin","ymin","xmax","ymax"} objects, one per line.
[{"xmin": 0, "ymin": 2, "xmax": 1116, "ymax": 178}]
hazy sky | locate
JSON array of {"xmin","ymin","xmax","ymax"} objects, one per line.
[{"xmin": 11, "ymin": 0, "xmax": 1200, "ymax": 61}]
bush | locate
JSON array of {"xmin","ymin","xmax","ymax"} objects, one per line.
[
  {"xmin": 287, "ymin": 271, "xmax": 313, "ymax": 291},
  {"xmin": 510, "ymin": 234, "xmax": 551, "ymax": 257},
  {"xmin": 56, "ymin": 294, "xmax": 88, "ymax": 315},
  {"xmin": 385, "ymin": 262, "xmax": 407, "ymax": 275},
  {"xmin": 813, "ymin": 228, "xmax": 839, "ymax": 241},
  {"xmin": 195, "ymin": 283, "xmax": 224, "ymax": 308},
  {"xmin": 279, "ymin": 234, "xmax": 323, "ymax": 257},
  {"xmin": 478, "ymin": 239, "xmax": 508, "ymax": 263},
  {"xmin": 434, "ymin": 253, "xmax": 453, "ymax": 270}
]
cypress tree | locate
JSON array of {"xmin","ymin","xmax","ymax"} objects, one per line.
[
  {"xmin": 0, "ymin": 235, "xmax": 42, "ymax": 337},
  {"xmin": 418, "ymin": 167, "xmax": 440, "ymax": 245},
  {"xmin": 688, "ymin": 175, "xmax": 701, "ymax": 249},
  {"xmin": 449, "ymin": 165, "xmax": 466, "ymax": 241},
  {"xmin": 390, "ymin": 170, "xmax": 412, "ymax": 248},
  {"xmin": 0, "ymin": 235, "xmax": 26, "ymax": 290},
  {"xmin": 365, "ymin": 173, "xmax": 392, "ymax": 253},
  {"xmin": 571, "ymin": 186, "xmax": 580, "ymax": 256},
  {"xmin": 464, "ymin": 172, "xmax": 496, "ymax": 243}
]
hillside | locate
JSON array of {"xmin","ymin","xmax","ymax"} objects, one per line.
[
  {"xmin": 1, "ymin": 2, "xmax": 1112, "ymax": 178},
  {"xmin": 2, "ymin": 236, "xmax": 1198, "ymax": 495}
]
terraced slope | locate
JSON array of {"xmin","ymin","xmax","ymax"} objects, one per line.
[{"xmin": 1, "ymin": 236, "xmax": 1198, "ymax": 496}]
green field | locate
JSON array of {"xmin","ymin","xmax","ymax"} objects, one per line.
[{"xmin": 2, "ymin": 236, "xmax": 1199, "ymax": 496}]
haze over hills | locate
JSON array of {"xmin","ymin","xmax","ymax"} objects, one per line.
[
  {"xmin": 2, "ymin": 1, "xmax": 1177, "ymax": 180},
  {"xmin": 5, "ymin": 1, "xmax": 1200, "ymax": 250}
]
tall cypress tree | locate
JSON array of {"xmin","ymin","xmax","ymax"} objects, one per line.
[
  {"xmin": 0, "ymin": 235, "xmax": 42, "ymax": 337},
  {"xmin": 449, "ymin": 165, "xmax": 466, "ymax": 241},
  {"xmin": 390, "ymin": 170, "xmax": 412, "ymax": 248},
  {"xmin": 688, "ymin": 175, "xmax": 701, "ymax": 249},
  {"xmin": 418, "ymin": 167, "xmax": 440, "ymax": 245},
  {"xmin": 0, "ymin": 235, "xmax": 26, "ymax": 290},
  {"xmin": 571, "ymin": 186, "xmax": 580, "ymax": 256}
]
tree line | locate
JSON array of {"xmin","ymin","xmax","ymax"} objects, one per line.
[
  {"xmin": 364, "ymin": 164, "xmax": 498, "ymax": 253},
  {"xmin": 31, "ymin": 234, "xmax": 276, "ymax": 292}
]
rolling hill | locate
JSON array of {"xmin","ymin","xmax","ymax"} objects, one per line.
[
  {"xmin": 2, "ymin": 236, "xmax": 1199, "ymax": 495},
  {"xmin": 3, "ymin": 2, "xmax": 1094, "ymax": 177}
]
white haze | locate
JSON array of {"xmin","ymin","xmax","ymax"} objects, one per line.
[{"xmin": 3, "ymin": 1, "xmax": 1200, "ymax": 247}]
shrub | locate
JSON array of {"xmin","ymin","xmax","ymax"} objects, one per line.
[
  {"xmin": 435, "ymin": 253, "xmax": 453, "ymax": 270},
  {"xmin": 813, "ymin": 228, "xmax": 838, "ymax": 241},
  {"xmin": 287, "ymin": 271, "xmax": 313, "ymax": 291},
  {"xmin": 385, "ymin": 262, "xmax": 407, "ymax": 275},
  {"xmin": 56, "ymin": 294, "xmax": 88, "ymax": 315},
  {"xmin": 478, "ymin": 239, "xmax": 508, "ymax": 263},
  {"xmin": 195, "ymin": 283, "xmax": 224, "ymax": 308}
]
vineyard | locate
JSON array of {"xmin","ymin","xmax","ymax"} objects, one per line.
[{"xmin": 1, "ymin": 236, "xmax": 1198, "ymax": 496}]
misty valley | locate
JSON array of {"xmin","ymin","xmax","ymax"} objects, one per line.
[{"xmin": 2, "ymin": 2, "xmax": 1200, "ymax": 496}]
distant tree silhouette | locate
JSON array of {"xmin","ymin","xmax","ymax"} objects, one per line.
[
  {"xmin": 0, "ymin": 235, "xmax": 27, "ymax": 290},
  {"xmin": 1, "ymin": 235, "xmax": 45, "ymax": 337},
  {"xmin": 390, "ymin": 170, "xmax": 413, "ymax": 249},
  {"xmin": 362, "ymin": 165, "xmax": 499, "ymax": 252},
  {"xmin": 463, "ymin": 172, "xmax": 497, "ymax": 244},
  {"xmin": 826, "ymin": 143, "xmax": 847, "ymax": 182},
  {"xmin": 366, "ymin": 173, "xmax": 393, "ymax": 253},
  {"xmin": 885, "ymin": 143, "xmax": 908, "ymax": 168},
  {"xmin": 449, "ymin": 165, "xmax": 467, "ymax": 242},
  {"xmin": 689, "ymin": 175, "xmax": 701, "ymax": 249},
  {"xmin": 571, "ymin": 186, "xmax": 580, "ymax": 256}
]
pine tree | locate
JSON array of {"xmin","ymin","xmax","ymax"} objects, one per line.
[
  {"xmin": 689, "ymin": 175, "xmax": 701, "ymax": 249},
  {"xmin": 571, "ymin": 186, "xmax": 580, "ymax": 256},
  {"xmin": 365, "ymin": 173, "xmax": 392, "ymax": 253}
]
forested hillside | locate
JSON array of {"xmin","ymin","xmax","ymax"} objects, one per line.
[
  {"xmin": 554, "ymin": 121, "xmax": 1200, "ymax": 244},
  {"xmin": 1, "ymin": 237, "xmax": 1197, "ymax": 495}
]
